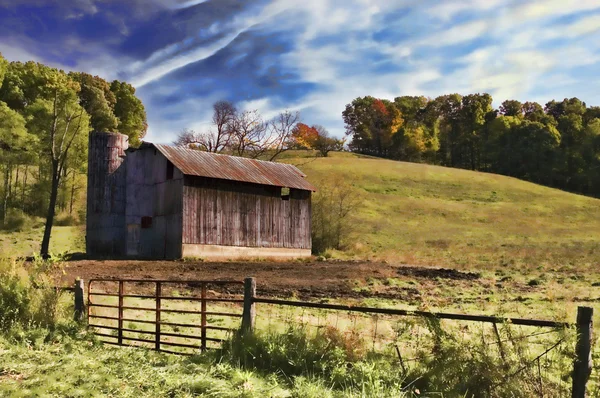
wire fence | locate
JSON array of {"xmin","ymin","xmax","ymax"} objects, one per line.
[{"xmin": 253, "ymin": 300, "xmax": 581, "ymax": 397}]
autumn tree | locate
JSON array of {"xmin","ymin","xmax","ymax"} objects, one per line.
[
  {"xmin": 292, "ymin": 123, "xmax": 344, "ymax": 157},
  {"xmin": 342, "ymin": 96, "xmax": 402, "ymax": 157}
]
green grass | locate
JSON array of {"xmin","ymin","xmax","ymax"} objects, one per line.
[
  {"xmin": 285, "ymin": 151, "xmax": 600, "ymax": 272},
  {"xmin": 0, "ymin": 225, "xmax": 84, "ymax": 257},
  {"xmin": 0, "ymin": 333, "xmax": 336, "ymax": 398}
]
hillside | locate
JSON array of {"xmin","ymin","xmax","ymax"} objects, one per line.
[{"xmin": 286, "ymin": 151, "xmax": 600, "ymax": 272}]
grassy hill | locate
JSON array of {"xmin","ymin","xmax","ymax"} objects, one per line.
[{"xmin": 286, "ymin": 151, "xmax": 600, "ymax": 272}]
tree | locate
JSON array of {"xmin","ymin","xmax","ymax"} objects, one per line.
[
  {"xmin": 292, "ymin": 123, "xmax": 344, "ymax": 157},
  {"xmin": 499, "ymin": 100, "xmax": 523, "ymax": 117},
  {"xmin": 110, "ymin": 81, "xmax": 147, "ymax": 147},
  {"xmin": 265, "ymin": 110, "xmax": 300, "ymax": 160},
  {"xmin": 0, "ymin": 53, "xmax": 7, "ymax": 90},
  {"xmin": 342, "ymin": 96, "xmax": 402, "ymax": 157},
  {"xmin": 311, "ymin": 177, "xmax": 361, "ymax": 253},
  {"xmin": 0, "ymin": 101, "xmax": 32, "ymax": 225},
  {"xmin": 70, "ymin": 72, "xmax": 118, "ymax": 133},
  {"xmin": 292, "ymin": 123, "xmax": 319, "ymax": 149},
  {"xmin": 25, "ymin": 74, "xmax": 91, "ymax": 257},
  {"xmin": 230, "ymin": 109, "xmax": 268, "ymax": 158},
  {"xmin": 174, "ymin": 101, "xmax": 237, "ymax": 153},
  {"xmin": 428, "ymin": 94, "xmax": 462, "ymax": 166},
  {"xmin": 511, "ymin": 121, "xmax": 560, "ymax": 185},
  {"xmin": 458, "ymin": 93, "xmax": 493, "ymax": 170}
]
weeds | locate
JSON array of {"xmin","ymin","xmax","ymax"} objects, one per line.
[{"xmin": 0, "ymin": 257, "xmax": 67, "ymax": 333}]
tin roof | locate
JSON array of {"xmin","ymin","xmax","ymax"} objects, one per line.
[{"xmin": 149, "ymin": 143, "xmax": 316, "ymax": 191}]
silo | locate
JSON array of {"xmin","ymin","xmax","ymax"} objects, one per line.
[{"xmin": 86, "ymin": 131, "xmax": 129, "ymax": 257}]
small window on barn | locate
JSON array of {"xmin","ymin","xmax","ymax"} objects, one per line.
[
  {"xmin": 166, "ymin": 160, "xmax": 174, "ymax": 180},
  {"xmin": 141, "ymin": 216, "xmax": 152, "ymax": 229},
  {"xmin": 281, "ymin": 187, "xmax": 290, "ymax": 201}
]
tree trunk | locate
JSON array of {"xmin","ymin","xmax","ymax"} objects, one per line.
[
  {"xmin": 2, "ymin": 164, "xmax": 10, "ymax": 226},
  {"xmin": 69, "ymin": 171, "xmax": 76, "ymax": 214},
  {"xmin": 22, "ymin": 165, "xmax": 28, "ymax": 210},
  {"xmin": 41, "ymin": 161, "xmax": 60, "ymax": 258}
]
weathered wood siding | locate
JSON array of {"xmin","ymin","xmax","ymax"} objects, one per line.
[
  {"xmin": 125, "ymin": 147, "xmax": 183, "ymax": 259},
  {"xmin": 182, "ymin": 176, "xmax": 311, "ymax": 249}
]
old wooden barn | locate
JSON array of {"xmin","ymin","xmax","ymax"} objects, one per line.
[{"xmin": 86, "ymin": 132, "xmax": 315, "ymax": 259}]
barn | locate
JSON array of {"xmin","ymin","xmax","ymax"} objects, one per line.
[{"xmin": 86, "ymin": 132, "xmax": 315, "ymax": 259}]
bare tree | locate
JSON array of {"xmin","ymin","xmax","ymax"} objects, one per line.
[
  {"xmin": 229, "ymin": 109, "xmax": 268, "ymax": 158},
  {"xmin": 174, "ymin": 102, "xmax": 301, "ymax": 161},
  {"xmin": 312, "ymin": 125, "xmax": 345, "ymax": 157},
  {"xmin": 265, "ymin": 110, "xmax": 300, "ymax": 161},
  {"xmin": 173, "ymin": 101, "xmax": 236, "ymax": 153}
]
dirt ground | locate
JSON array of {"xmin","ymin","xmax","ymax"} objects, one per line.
[{"xmin": 59, "ymin": 259, "xmax": 487, "ymax": 301}]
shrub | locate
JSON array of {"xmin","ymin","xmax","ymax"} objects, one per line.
[
  {"xmin": 1, "ymin": 208, "xmax": 33, "ymax": 232},
  {"xmin": 311, "ymin": 178, "xmax": 362, "ymax": 254},
  {"xmin": 55, "ymin": 212, "xmax": 78, "ymax": 226},
  {"xmin": 0, "ymin": 257, "xmax": 66, "ymax": 333}
]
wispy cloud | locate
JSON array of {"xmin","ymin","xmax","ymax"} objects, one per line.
[{"xmin": 1, "ymin": 0, "xmax": 600, "ymax": 143}]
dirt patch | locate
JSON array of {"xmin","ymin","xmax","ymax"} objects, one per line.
[
  {"xmin": 396, "ymin": 266, "xmax": 480, "ymax": 280},
  {"xmin": 58, "ymin": 260, "xmax": 480, "ymax": 300},
  {"xmin": 0, "ymin": 370, "xmax": 24, "ymax": 383}
]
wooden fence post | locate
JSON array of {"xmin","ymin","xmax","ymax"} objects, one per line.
[
  {"xmin": 118, "ymin": 281, "xmax": 124, "ymax": 346},
  {"xmin": 201, "ymin": 283, "xmax": 207, "ymax": 351},
  {"xmin": 572, "ymin": 306, "xmax": 593, "ymax": 398},
  {"xmin": 74, "ymin": 279, "xmax": 85, "ymax": 321},
  {"xmin": 155, "ymin": 282, "xmax": 162, "ymax": 351},
  {"xmin": 242, "ymin": 277, "xmax": 256, "ymax": 333}
]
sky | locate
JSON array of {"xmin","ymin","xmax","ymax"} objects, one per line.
[{"xmin": 1, "ymin": 0, "xmax": 599, "ymax": 143}]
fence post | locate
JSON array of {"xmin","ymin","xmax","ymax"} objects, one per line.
[
  {"xmin": 242, "ymin": 277, "xmax": 256, "ymax": 333},
  {"xmin": 201, "ymin": 283, "xmax": 207, "ymax": 351},
  {"xmin": 155, "ymin": 282, "xmax": 161, "ymax": 352},
  {"xmin": 73, "ymin": 279, "xmax": 85, "ymax": 321},
  {"xmin": 118, "ymin": 281, "xmax": 124, "ymax": 346},
  {"xmin": 572, "ymin": 306, "xmax": 593, "ymax": 398}
]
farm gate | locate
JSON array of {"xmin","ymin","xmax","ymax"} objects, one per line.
[{"xmin": 86, "ymin": 278, "xmax": 248, "ymax": 354}]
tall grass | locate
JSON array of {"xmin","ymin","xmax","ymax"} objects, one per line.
[
  {"xmin": 0, "ymin": 257, "xmax": 68, "ymax": 333},
  {"xmin": 216, "ymin": 320, "xmax": 575, "ymax": 398}
]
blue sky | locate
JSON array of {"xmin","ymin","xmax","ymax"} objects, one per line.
[{"xmin": 1, "ymin": 0, "xmax": 600, "ymax": 143}]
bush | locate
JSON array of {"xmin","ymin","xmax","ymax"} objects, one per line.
[
  {"xmin": 55, "ymin": 212, "xmax": 78, "ymax": 226},
  {"xmin": 1, "ymin": 208, "xmax": 33, "ymax": 232},
  {"xmin": 0, "ymin": 257, "xmax": 66, "ymax": 333},
  {"xmin": 311, "ymin": 178, "xmax": 362, "ymax": 254}
]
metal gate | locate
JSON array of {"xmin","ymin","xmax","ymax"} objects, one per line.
[{"xmin": 87, "ymin": 278, "xmax": 245, "ymax": 355}]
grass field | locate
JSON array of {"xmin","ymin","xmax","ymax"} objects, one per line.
[
  {"xmin": 0, "ymin": 225, "xmax": 84, "ymax": 258},
  {"xmin": 285, "ymin": 151, "xmax": 600, "ymax": 273}
]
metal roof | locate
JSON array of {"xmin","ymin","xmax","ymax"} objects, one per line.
[{"xmin": 150, "ymin": 143, "xmax": 316, "ymax": 191}]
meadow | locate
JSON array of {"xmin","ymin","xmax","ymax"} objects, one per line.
[{"xmin": 2, "ymin": 152, "xmax": 600, "ymax": 396}]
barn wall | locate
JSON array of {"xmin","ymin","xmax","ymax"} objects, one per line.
[
  {"xmin": 125, "ymin": 147, "xmax": 183, "ymax": 259},
  {"xmin": 86, "ymin": 132, "xmax": 129, "ymax": 256},
  {"xmin": 182, "ymin": 176, "xmax": 311, "ymax": 251}
]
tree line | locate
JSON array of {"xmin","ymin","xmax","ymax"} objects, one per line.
[
  {"xmin": 0, "ymin": 53, "xmax": 146, "ymax": 256},
  {"xmin": 343, "ymin": 94, "xmax": 600, "ymax": 197}
]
